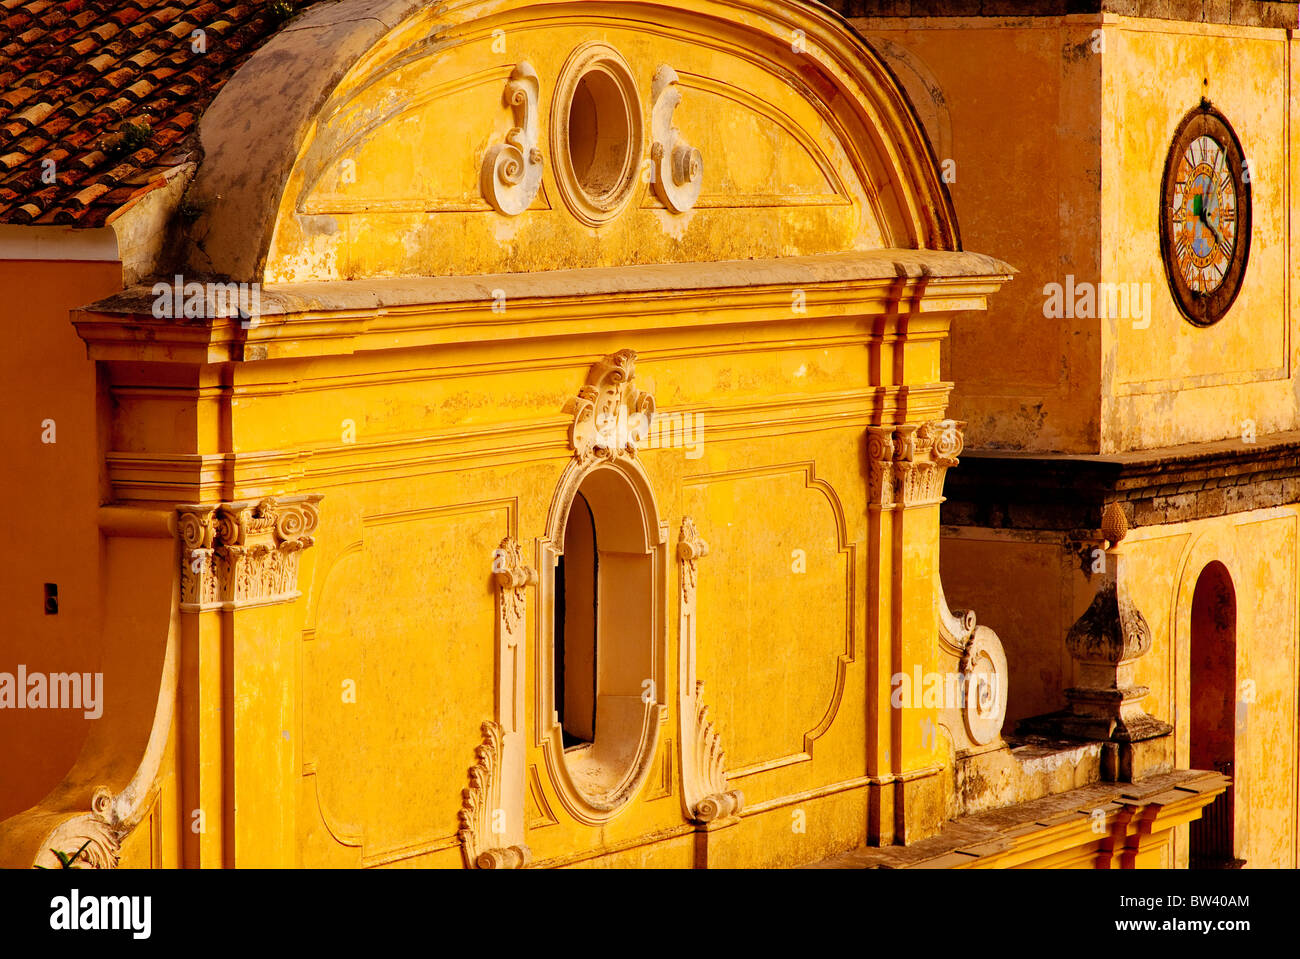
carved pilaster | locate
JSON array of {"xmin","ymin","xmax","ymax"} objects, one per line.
[
  {"xmin": 481, "ymin": 62, "xmax": 543, "ymax": 216},
  {"xmin": 177, "ymin": 494, "xmax": 322, "ymax": 611},
  {"xmin": 650, "ymin": 65, "xmax": 703, "ymax": 213},
  {"xmin": 868, "ymin": 419, "xmax": 964, "ymax": 508},
  {"xmin": 676, "ymin": 518, "xmax": 743, "ymax": 826},
  {"xmin": 569, "ymin": 349, "xmax": 656, "ymax": 463},
  {"xmin": 458, "ymin": 538, "xmax": 536, "ymax": 869},
  {"xmin": 458, "ymin": 721, "xmax": 531, "ymax": 869}
]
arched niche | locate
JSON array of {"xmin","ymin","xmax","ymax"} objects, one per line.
[{"xmin": 1188, "ymin": 560, "xmax": 1240, "ymax": 868}]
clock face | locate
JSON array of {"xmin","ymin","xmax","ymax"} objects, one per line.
[{"xmin": 1160, "ymin": 105, "xmax": 1251, "ymax": 326}]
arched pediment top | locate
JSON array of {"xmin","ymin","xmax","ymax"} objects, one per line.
[{"xmin": 179, "ymin": 0, "xmax": 960, "ymax": 283}]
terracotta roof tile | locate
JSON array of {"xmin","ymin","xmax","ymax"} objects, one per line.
[{"xmin": 0, "ymin": 0, "xmax": 315, "ymax": 226}]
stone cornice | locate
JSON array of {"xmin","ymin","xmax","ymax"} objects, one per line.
[
  {"xmin": 836, "ymin": 1, "xmax": 1298, "ymax": 29},
  {"xmin": 72, "ymin": 250, "xmax": 1013, "ymax": 364},
  {"xmin": 943, "ymin": 431, "xmax": 1300, "ymax": 531}
]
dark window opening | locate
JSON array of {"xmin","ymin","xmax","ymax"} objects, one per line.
[{"xmin": 555, "ymin": 492, "xmax": 597, "ymax": 749}]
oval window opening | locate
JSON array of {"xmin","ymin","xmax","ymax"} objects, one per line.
[
  {"xmin": 567, "ymin": 69, "xmax": 632, "ymax": 200},
  {"xmin": 552, "ymin": 466, "xmax": 655, "ymax": 806}
]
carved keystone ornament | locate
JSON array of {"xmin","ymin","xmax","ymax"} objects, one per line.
[{"xmin": 569, "ymin": 349, "xmax": 656, "ymax": 462}]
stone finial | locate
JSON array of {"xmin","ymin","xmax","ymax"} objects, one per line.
[
  {"xmin": 1019, "ymin": 551, "xmax": 1172, "ymax": 779},
  {"xmin": 1101, "ymin": 502, "xmax": 1128, "ymax": 549}
]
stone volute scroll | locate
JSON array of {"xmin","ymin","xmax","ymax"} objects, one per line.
[
  {"xmin": 568, "ymin": 349, "xmax": 656, "ymax": 463},
  {"xmin": 458, "ymin": 722, "xmax": 531, "ymax": 869},
  {"xmin": 677, "ymin": 517, "xmax": 743, "ymax": 825},
  {"xmin": 481, "ymin": 61, "xmax": 544, "ymax": 216},
  {"xmin": 649, "ymin": 65, "xmax": 703, "ymax": 213},
  {"xmin": 177, "ymin": 494, "xmax": 322, "ymax": 611},
  {"xmin": 935, "ymin": 576, "xmax": 1008, "ymax": 751}
]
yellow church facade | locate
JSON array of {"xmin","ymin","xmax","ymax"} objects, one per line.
[{"xmin": 0, "ymin": 0, "xmax": 1246, "ymax": 869}]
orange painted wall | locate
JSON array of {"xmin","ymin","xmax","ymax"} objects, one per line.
[{"xmin": 0, "ymin": 258, "xmax": 119, "ymax": 821}]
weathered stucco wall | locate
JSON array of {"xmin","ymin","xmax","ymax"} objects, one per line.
[
  {"xmin": 0, "ymin": 259, "xmax": 118, "ymax": 822},
  {"xmin": 942, "ymin": 508, "xmax": 1300, "ymax": 867}
]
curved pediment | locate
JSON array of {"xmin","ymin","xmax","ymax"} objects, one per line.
[{"xmin": 181, "ymin": 0, "xmax": 959, "ymax": 283}]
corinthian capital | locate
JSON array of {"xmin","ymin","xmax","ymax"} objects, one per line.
[
  {"xmin": 867, "ymin": 419, "xmax": 965, "ymax": 507},
  {"xmin": 177, "ymin": 494, "xmax": 322, "ymax": 611}
]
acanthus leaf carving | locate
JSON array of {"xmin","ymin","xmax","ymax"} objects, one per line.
[
  {"xmin": 481, "ymin": 61, "xmax": 544, "ymax": 216},
  {"xmin": 868, "ymin": 419, "xmax": 964, "ymax": 507},
  {"xmin": 458, "ymin": 721, "xmax": 531, "ymax": 869},
  {"xmin": 569, "ymin": 349, "xmax": 656, "ymax": 463},
  {"xmin": 650, "ymin": 65, "xmax": 703, "ymax": 213},
  {"xmin": 493, "ymin": 535, "xmax": 537, "ymax": 637},
  {"xmin": 178, "ymin": 493, "xmax": 322, "ymax": 611},
  {"xmin": 689, "ymin": 682, "xmax": 744, "ymax": 824}
]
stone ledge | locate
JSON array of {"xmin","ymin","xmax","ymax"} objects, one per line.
[
  {"xmin": 943, "ymin": 431, "xmax": 1300, "ymax": 530},
  {"xmin": 832, "ymin": 1, "xmax": 1298, "ymax": 30},
  {"xmin": 808, "ymin": 768, "xmax": 1228, "ymax": 868}
]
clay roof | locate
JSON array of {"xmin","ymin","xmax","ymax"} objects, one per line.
[{"xmin": 0, "ymin": 0, "xmax": 315, "ymax": 227}]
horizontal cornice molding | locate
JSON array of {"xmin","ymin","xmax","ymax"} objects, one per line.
[
  {"xmin": 73, "ymin": 250, "xmax": 1013, "ymax": 364},
  {"xmin": 943, "ymin": 430, "xmax": 1300, "ymax": 530},
  {"xmin": 837, "ymin": 1, "xmax": 1298, "ymax": 30}
]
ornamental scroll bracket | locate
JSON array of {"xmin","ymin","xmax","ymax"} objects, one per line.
[
  {"xmin": 935, "ymin": 575, "xmax": 1008, "ymax": 751},
  {"xmin": 568, "ymin": 349, "xmax": 656, "ymax": 463},
  {"xmin": 481, "ymin": 61, "xmax": 544, "ymax": 216},
  {"xmin": 868, "ymin": 419, "xmax": 964, "ymax": 508},
  {"xmin": 177, "ymin": 494, "xmax": 322, "ymax": 611},
  {"xmin": 33, "ymin": 786, "xmax": 123, "ymax": 869},
  {"xmin": 649, "ymin": 65, "xmax": 703, "ymax": 213},
  {"xmin": 677, "ymin": 517, "xmax": 743, "ymax": 825}
]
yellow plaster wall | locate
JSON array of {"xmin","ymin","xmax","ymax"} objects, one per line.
[
  {"xmin": 261, "ymin": 2, "xmax": 946, "ymax": 284},
  {"xmin": 943, "ymin": 507, "xmax": 1300, "ymax": 867},
  {"xmin": 855, "ymin": 15, "xmax": 1300, "ymax": 454},
  {"xmin": 853, "ymin": 16, "xmax": 1106, "ymax": 453},
  {"xmin": 231, "ymin": 332, "xmax": 904, "ymax": 867},
  {"xmin": 1102, "ymin": 18, "xmax": 1298, "ymax": 451}
]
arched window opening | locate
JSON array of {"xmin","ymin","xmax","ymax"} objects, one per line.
[
  {"xmin": 550, "ymin": 464, "xmax": 657, "ymax": 806},
  {"xmin": 1189, "ymin": 561, "xmax": 1242, "ymax": 868}
]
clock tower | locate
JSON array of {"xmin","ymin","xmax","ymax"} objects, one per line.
[{"xmin": 834, "ymin": 0, "xmax": 1300, "ymax": 867}]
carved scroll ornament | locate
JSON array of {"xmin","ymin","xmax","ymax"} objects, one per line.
[
  {"xmin": 649, "ymin": 65, "xmax": 703, "ymax": 213},
  {"xmin": 458, "ymin": 721, "xmax": 531, "ymax": 869},
  {"xmin": 481, "ymin": 61, "xmax": 544, "ymax": 216}
]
